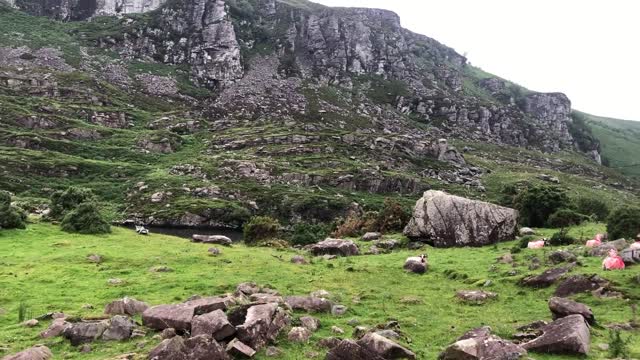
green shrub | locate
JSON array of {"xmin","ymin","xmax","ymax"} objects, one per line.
[
  {"xmin": 50, "ymin": 187, "xmax": 95, "ymax": 220},
  {"xmin": 518, "ymin": 235, "xmax": 537, "ymax": 248},
  {"xmin": 514, "ymin": 184, "xmax": 569, "ymax": 227},
  {"xmin": 375, "ymin": 198, "xmax": 411, "ymax": 233},
  {"xmin": 243, "ymin": 216, "xmax": 280, "ymax": 246},
  {"xmin": 60, "ymin": 202, "xmax": 111, "ymax": 234},
  {"xmin": 608, "ymin": 329, "xmax": 631, "ymax": 358},
  {"xmin": 0, "ymin": 191, "xmax": 26, "ymax": 230},
  {"xmin": 607, "ymin": 206, "xmax": 640, "ymax": 240},
  {"xmin": 548, "ymin": 228, "xmax": 575, "ymax": 246},
  {"xmin": 289, "ymin": 222, "xmax": 330, "ymax": 246},
  {"xmin": 575, "ymin": 197, "xmax": 609, "ymax": 221},
  {"xmin": 547, "ymin": 209, "xmax": 588, "ymax": 228}
]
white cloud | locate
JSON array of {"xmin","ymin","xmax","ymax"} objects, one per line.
[{"xmin": 312, "ymin": 0, "xmax": 640, "ymax": 120}]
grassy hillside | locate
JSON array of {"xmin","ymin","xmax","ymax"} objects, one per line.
[
  {"xmin": 0, "ymin": 223, "xmax": 638, "ymax": 359},
  {"xmin": 579, "ymin": 111, "xmax": 640, "ymax": 179}
]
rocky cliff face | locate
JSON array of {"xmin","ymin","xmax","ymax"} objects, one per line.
[{"xmin": 10, "ymin": 0, "xmax": 165, "ymax": 20}]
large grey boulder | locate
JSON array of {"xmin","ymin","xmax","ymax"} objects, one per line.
[
  {"xmin": 62, "ymin": 321, "xmax": 109, "ymax": 346},
  {"xmin": 102, "ymin": 315, "xmax": 135, "ymax": 341},
  {"xmin": 285, "ymin": 296, "xmax": 333, "ymax": 313},
  {"xmin": 326, "ymin": 339, "xmax": 385, "ymax": 360},
  {"xmin": 548, "ymin": 297, "xmax": 594, "ymax": 324},
  {"xmin": 235, "ymin": 303, "xmax": 290, "ymax": 351},
  {"xmin": 191, "ymin": 235, "xmax": 232, "ymax": 246},
  {"xmin": 104, "ymin": 297, "xmax": 149, "ymax": 316},
  {"xmin": 522, "ymin": 314, "xmax": 590, "ymax": 355},
  {"xmin": 358, "ymin": 332, "xmax": 416, "ymax": 359},
  {"xmin": 589, "ymin": 239, "xmax": 629, "ymax": 257},
  {"xmin": 439, "ymin": 326, "xmax": 527, "ymax": 360},
  {"xmin": 621, "ymin": 247, "xmax": 640, "ymax": 265},
  {"xmin": 148, "ymin": 335, "xmax": 230, "ymax": 360},
  {"xmin": 404, "ymin": 191, "xmax": 518, "ymax": 247},
  {"xmin": 520, "ymin": 267, "xmax": 571, "ymax": 288},
  {"xmin": 554, "ymin": 274, "xmax": 609, "ymax": 297},
  {"xmin": 191, "ymin": 309, "xmax": 235, "ymax": 340},
  {"xmin": 311, "ymin": 238, "xmax": 359, "ymax": 257},
  {"xmin": 1, "ymin": 346, "xmax": 52, "ymax": 360},
  {"xmin": 142, "ymin": 296, "xmax": 232, "ymax": 331}
]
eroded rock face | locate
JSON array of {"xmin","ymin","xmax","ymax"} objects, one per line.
[
  {"xmin": 13, "ymin": 0, "xmax": 167, "ymax": 20},
  {"xmin": 522, "ymin": 314, "xmax": 590, "ymax": 355},
  {"xmin": 62, "ymin": 321, "xmax": 109, "ymax": 346},
  {"xmin": 404, "ymin": 191, "xmax": 519, "ymax": 247}
]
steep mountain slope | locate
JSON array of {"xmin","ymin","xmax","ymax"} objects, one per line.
[
  {"xmin": 578, "ymin": 111, "xmax": 640, "ymax": 179},
  {"xmin": 0, "ymin": 0, "xmax": 637, "ymax": 227}
]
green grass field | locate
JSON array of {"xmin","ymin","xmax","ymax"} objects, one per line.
[{"xmin": 0, "ymin": 223, "xmax": 638, "ymax": 359}]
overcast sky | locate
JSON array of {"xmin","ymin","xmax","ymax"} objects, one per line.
[{"xmin": 313, "ymin": 0, "xmax": 640, "ymax": 120}]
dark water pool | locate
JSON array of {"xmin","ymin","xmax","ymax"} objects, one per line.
[{"xmin": 122, "ymin": 226, "xmax": 243, "ymax": 242}]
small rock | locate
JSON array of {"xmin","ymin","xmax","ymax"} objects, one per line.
[
  {"xmin": 455, "ymin": 290, "xmax": 498, "ymax": 304},
  {"xmin": 192, "ymin": 234, "xmax": 232, "ymax": 246},
  {"xmin": 160, "ymin": 328, "xmax": 176, "ymax": 339},
  {"xmin": 265, "ymin": 346, "xmax": 282, "ymax": 357},
  {"xmin": 497, "ymin": 253, "xmax": 513, "ymax": 264},
  {"xmin": 332, "ymin": 305, "xmax": 348, "ymax": 316},
  {"xmin": 87, "ymin": 254, "xmax": 103, "ymax": 263},
  {"xmin": 79, "ymin": 344, "xmax": 91, "ymax": 353},
  {"xmin": 291, "ymin": 255, "xmax": 308, "ymax": 264},
  {"xmin": 226, "ymin": 338, "xmax": 256, "ymax": 358},
  {"xmin": 362, "ymin": 232, "xmax": 381, "ymax": 241},
  {"xmin": 520, "ymin": 227, "xmax": 536, "ymax": 236},
  {"xmin": 22, "ymin": 319, "xmax": 39, "ymax": 327},
  {"xmin": 288, "ymin": 326, "xmax": 312, "ymax": 342},
  {"xmin": 347, "ymin": 318, "xmax": 359, "ymax": 326},
  {"xmin": 310, "ymin": 289, "xmax": 330, "ymax": 298},
  {"xmin": 208, "ymin": 247, "xmax": 221, "ymax": 256},
  {"xmin": 300, "ymin": 316, "xmax": 320, "ymax": 332},
  {"xmin": 318, "ymin": 337, "xmax": 343, "ymax": 349},
  {"xmin": 2, "ymin": 345, "xmax": 53, "ymax": 360},
  {"xmin": 331, "ymin": 326, "xmax": 344, "ymax": 334},
  {"xmin": 597, "ymin": 343, "xmax": 609, "ymax": 351},
  {"xmin": 149, "ymin": 266, "xmax": 173, "ymax": 273},
  {"xmin": 353, "ymin": 326, "xmax": 368, "ymax": 339},
  {"xmin": 107, "ymin": 278, "xmax": 124, "ymax": 286}
]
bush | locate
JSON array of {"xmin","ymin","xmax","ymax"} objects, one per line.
[
  {"xmin": 547, "ymin": 209, "xmax": 588, "ymax": 228},
  {"xmin": 514, "ymin": 184, "xmax": 569, "ymax": 227},
  {"xmin": 50, "ymin": 187, "xmax": 95, "ymax": 220},
  {"xmin": 60, "ymin": 202, "xmax": 111, "ymax": 234},
  {"xmin": 375, "ymin": 198, "xmax": 411, "ymax": 233},
  {"xmin": 0, "ymin": 191, "xmax": 26, "ymax": 230},
  {"xmin": 332, "ymin": 215, "xmax": 364, "ymax": 238},
  {"xmin": 243, "ymin": 216, "xmax": 280, "ymax": 245},
  {"xmin": 608, "ymin": 329, "xmax": 631, "ymax": 358},
  {"xmin": 518, "ymin": 235, "xmax": 537, "ymax": 248},
  {"xmin": 607, "ymin": 206, "xmax": 640, "ymax": 240},
  {"xmin": 548, "ymin": 228, "xmax": 575, "ymax": 246},
  {"xmin": 289, "ymin": 222, "xmax": 330, "ymax": 246},
  {"xmin": 575, "ymin": 197, "xmax": 609, "ymax": 221}
]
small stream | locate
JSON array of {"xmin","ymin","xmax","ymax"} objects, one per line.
[{"xmin": 122, "ymin": 225, "xmax": 243, "ymax": 242}]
